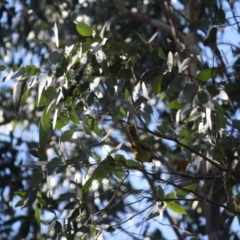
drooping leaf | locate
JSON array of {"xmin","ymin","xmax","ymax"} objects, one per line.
[
  {"xmin": 39, "ymin": 121, "xmax": 49, "ymax": 150},
  {"xmin": 157, "ymin": 47, "xmax": 166, "ymax": 60},
  {"xmin": 87, "ymin": 117, "xmax": 101, "ymax": 136},
  {"xmin": 153, "ymin": 75, "xmax": 162, "ymax": 95},
  {"xmin": 41, "ymin": 107, "xmax": 51, "ymax": 132},
  {"xmin": 203, "ymin": 27, "xmax": 217, "ymax": 46},
  {"xmin": 51, "ymin": 22, "xmax": 59, "ymax": 48},
  {"xmin": 178, "ymin": 57, "xmax": 191, "ymax": 73},
  {"xmin": 30, "ymin": 171, "xmax": 44, "ymax": 189},
  {"xmin": 13, "ymin": 78, "xmax": 27, "ymax": 114},
  {"xmin": 167, "ymin": 51, "xmax": 173, "ymax": 71},
  {"xmin": 35, "ymin": 205, "xmax": 41, "ymax": 227}
]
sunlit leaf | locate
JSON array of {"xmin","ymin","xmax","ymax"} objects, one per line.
[
  {"xmin": 51, "ymin": 22, "xmax": 59, "ymax": 48},
  {"xmin": 178, "ymin": 57, "xmax": 191, "ymax": 73},
  {"xmin": 167, "ymin": 201, "xmax": 187, "ymax": 214},
  {"xmin": 177, "ymin": 183, "xmax": 199, "ymax": 197},
  {"xmin": 76, "ymin": 22, "xmax": 93, "ymax": 36},
  {"xmin": 148, "ymin": 31, "xmax": 158, "ymax": 43},
  {"xmin": 167, "ymin": 51, "xmax": 173, "ymax": 70}
]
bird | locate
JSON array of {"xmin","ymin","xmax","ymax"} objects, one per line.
[{"xmin": 127, "ymin": 124, "xmax": 152, "ymax": 163}]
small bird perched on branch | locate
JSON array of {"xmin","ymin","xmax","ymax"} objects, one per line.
[{"xmin": 127, "ymin": 124, "xmax": 152, "ymax": 163}]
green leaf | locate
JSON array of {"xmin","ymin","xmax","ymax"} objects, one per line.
[
  {"xmin": 76, "ymin": 22, "xmax": 93, "ymax": 36},
  {"xmin": 177, "ymin": 183, "xmax": 199, "ymax": 197},
  {"xmin": 125, "ymin": 88, "xmax": 130, "ymax": 100},
  {"xmin": 55, "ymin": 119, "xmax": 69, "ymax": 129},
  {"xmin": 83, "ymin": 156, "xmax": 115, "ymax": 192},
  {"xmin": 125, "ymin": 159, "xmax": 142, "ymax": 168},
  {"xmin": 39, "ymin": 121, "xmax": 48, "ymax": 150},
  {"xmin": 21, "ymin": 88, "xmax": 30, "ymax": 105},
  {"xmin": 15, "ymin": 199, "xmax": 24, "ymax": 207},
  {"xmin": 82, "ymin": 178, "xmax": 93, "ymax": 193},
  {"xmin": 156, "ymin": 186, "xmax": 165, "ymax": 199},
  {"xmin": 167, "ymin": 99, "xmax": 185, "ymax": 109},
  {"xmin": 70, "ymin": 113, "xmax": 80, "ymax": 124},
  {"xmin": 14, "ymin": 191, "xmax": 26, "ymax": 198},
  {"xmin": 157, "ymin": 47, "xmax": 166, "ymax": 60},
  {"xmin": 167, "ymin": 201, "xmax": 187, "ymax": 214},
  {"xmin": 41, "ymin": 107, "xmax": 51, "ymax": 132},
  {"xmin": 87, "ymin": 117, "xmax": 101, "ymax": 136},
  {"xmin": 196, "ymin": 67, "xmax": 222, "ymax": 82},
  {"xmin": 0, "ymin": 65, "xmax": 6, "ymax": 71},
  {"xmin": 61, "ymin": 129, "xmax": 74, "ymax": 141},
  {"xmin": 35, "ymin": 205, "xmax": 41, "ymax": 227},
  {"xmin": 166, "ymin": 192, "xmax": 176, "ymax": 200},
  {"xmin": 30, "ymin": 171, "xmax": 44, "ymax": 189},
  {"xmin": 153, "ymin": 75, "xmax": 162, "ymax": 95},
  {"xmin": 114, "ymin": 107, "xmax": 126, "ymax": 120},
  {"xmin": 93, "ymin": 156, "xmax": 115, "ymax": 179}
]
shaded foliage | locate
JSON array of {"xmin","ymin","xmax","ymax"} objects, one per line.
[{"xmin": 1, "ymin": 0, "xmax": 240, "ymax": 239}]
